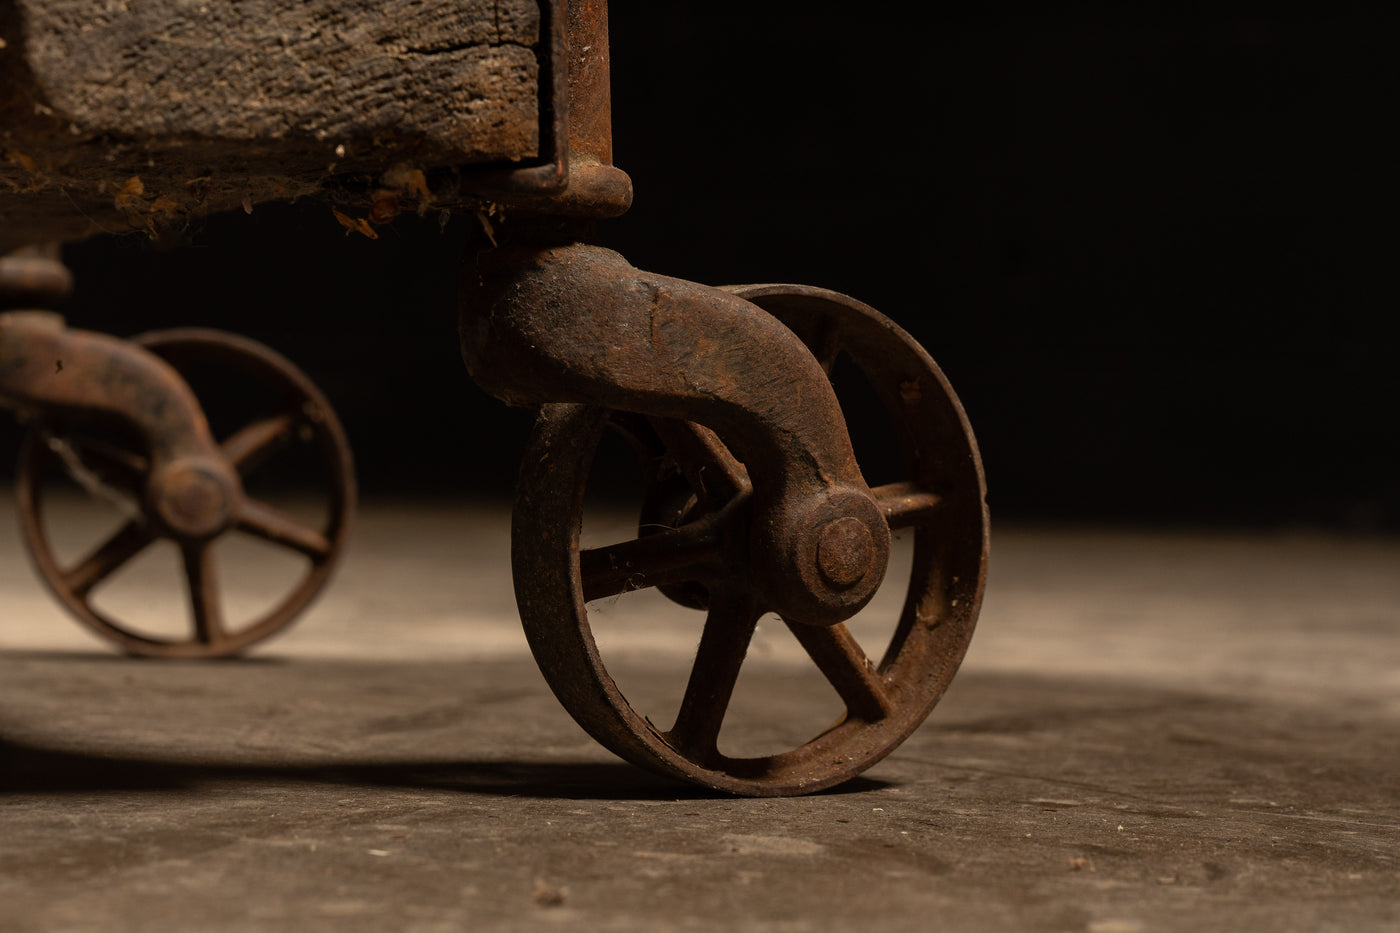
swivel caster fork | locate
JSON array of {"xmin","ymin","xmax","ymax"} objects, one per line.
[
  {"xmin": 0, "ymin": 251, "xmax": 355, "ymax": 659},
  {"xmin": 462, "ymin": 242, "xmax": 988, "ymax": 795}
]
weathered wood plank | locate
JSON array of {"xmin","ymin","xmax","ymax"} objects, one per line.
[{"xmin": 0, "ymin": 0, "xmax": 542, "ymax": 247}]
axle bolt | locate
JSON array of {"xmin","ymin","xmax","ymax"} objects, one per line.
[
  {"xmin": 151, "ymin": 460, "xmax": 235, "ymax": 540},
  {"xmin": 815, "ymin": 517, "xmax": 875, "ymax": 589}
]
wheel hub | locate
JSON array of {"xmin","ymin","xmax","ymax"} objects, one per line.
[
  {"xmin": 754, "ymin": 485, "xmax": 891, "ymax": 627},
  {"xmin": 816, "ymin": 516, "xmax": 876, "ymax": 589},
  {"xmin": 149, "ymin": 458, "xmax": 238, "ymax": 540}
]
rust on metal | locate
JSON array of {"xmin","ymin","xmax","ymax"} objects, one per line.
[
  {"xmin": 0, "ymin": 317, "xmax": 355, "ymax": 657},
  {"xmin": 461, "ymin": 241, "xmax": 891, "ymax": 628},
  {"xmin": 453, "ymin": 3, "xmax": 986, "ymax": 794},
  {"xmin": 466, "ymin": 0, "xmax": 633, "ymax": 217},
  {"xmin": 0, "ymin": 311, "xmax": 219, "ymax": 464},
  {"xmin": 501, "ymin": 283, "xmax": 989, "ymax": 796}
]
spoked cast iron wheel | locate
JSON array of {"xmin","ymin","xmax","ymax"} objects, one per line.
[
  {"xmin": 16, "ymin": 328, "xmax": 355, "ymax": 659},
  {"xmin": 512, "ymin": 285, "xmax": 988, "ymax": 796}
]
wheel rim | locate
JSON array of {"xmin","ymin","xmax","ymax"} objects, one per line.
[
  {"xmin": 512, "ymin": 286, "xmax": 988, "ymax": 795},
  {"xmin": 15, "ymin": 328, "xmax": 355, "ymax": 659}
]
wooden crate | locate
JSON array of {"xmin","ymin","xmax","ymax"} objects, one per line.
[{"xmin": 0, "ymin": 0, "xmax": 543, "ymax": 247}]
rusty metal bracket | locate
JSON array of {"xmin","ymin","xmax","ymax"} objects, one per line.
[
  {"xmin": 461, "ymin": 0, "xmax": 633, "ymax": 218},
  {"xmin": 460, "ymin": 241, "xmax": 890, "ymax": 626},
  {"xmin": 0, "ymin": 312, "xmax": 240, "ymax": 541},
  {"xmin": 1, "ymin": 314, "xmax": 219, "ymax": 461}
]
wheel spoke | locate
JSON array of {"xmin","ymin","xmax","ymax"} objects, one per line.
[
  {"xmin": 221, "ymin": 412, "xmax": 298, "ymax": 474},
  {"xmin": 61, "ymin": 521, "xmax": 157, "ymax": 597},
  {"xmin": 181, "ymin": 541, "xmax": 226, "ymax": 646},
  {"xmin": 580, "ymin": 513, "xmax": 724, "ymax": 602},
  {"xmin": 235, "ymin": 498, "xmax": 333, "ymax": 560},
  {"xmin": 664, "ymin": 591, "xmax": 762, "ymax": 762},
  {"xmin": 873, "ymin": 481, "xmax": 943, "ymax": 530},
  {"xmin": 649, "ymin": 419, "xmax": 750, "ymax": 506},
  {"xmin": 785, "ymin": 621, "xmax": 896, "ymax": 722}
]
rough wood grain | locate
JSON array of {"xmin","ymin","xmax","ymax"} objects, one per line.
[{"xmin": 0, "ymin": 0, "xmax": 542, "ymax": 248}]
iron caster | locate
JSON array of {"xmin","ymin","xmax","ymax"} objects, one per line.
[
  {"xmin": 508, "ymin": 284, "xmax": 988, "ymax": 796},
  {"xmin": 1, "ymin": 316, "xmax": 355, "ymax": 659}
]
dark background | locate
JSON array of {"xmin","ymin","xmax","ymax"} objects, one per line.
[{"xmin": 12, "ymin": 3, "xmax": 1398, "ymax": 531}]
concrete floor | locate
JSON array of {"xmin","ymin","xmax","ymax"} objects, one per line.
[{"xmin": 2, "ymin": 499, "xmax": 1398, "ymax": 932}]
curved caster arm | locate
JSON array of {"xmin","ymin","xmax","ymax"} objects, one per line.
[
  {"xmin": 1, "ymin": 314, "xmax": 217, "ymax": 458},
  {"xmin": 461, "ymin": 242, "xmax": 890, "ymax": 627}
]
